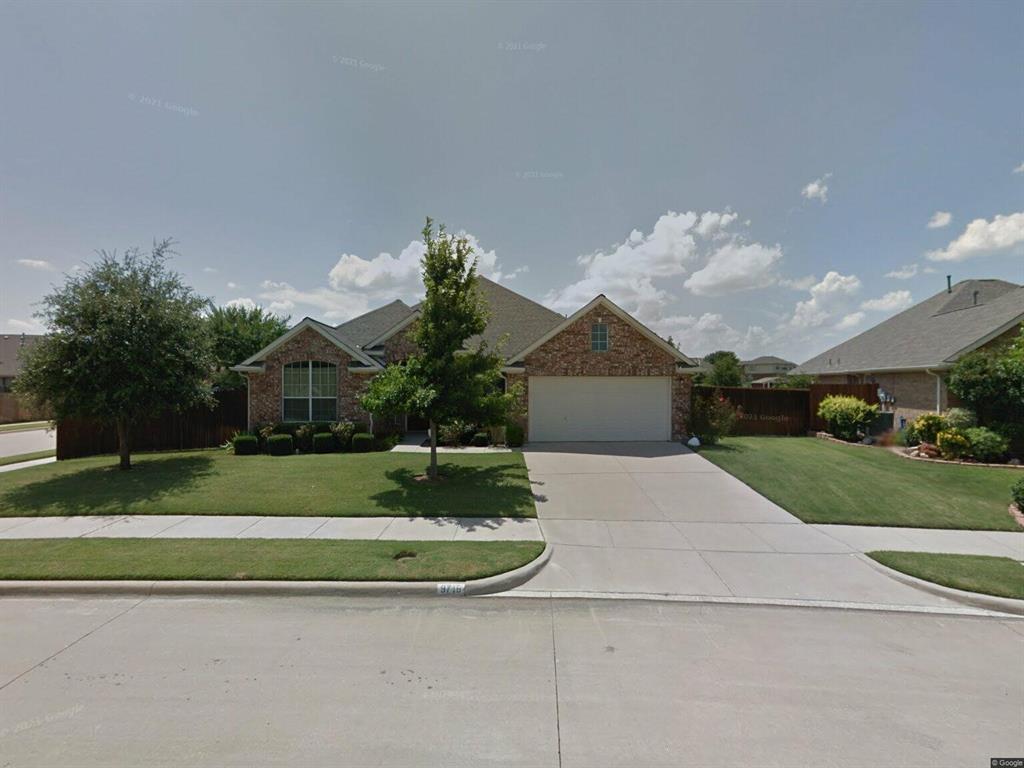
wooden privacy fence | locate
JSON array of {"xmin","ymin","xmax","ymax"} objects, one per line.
[
  {"xmin": 56, "ymin": 389, "xmax": 247, "ymax": 460},
  {"xmin": 0, "ymin": 393, "xmax": 49, "ymax": 424},
  {"xmin": 693, "ymin": 383, "xmax": 880, "ymax": 437}
]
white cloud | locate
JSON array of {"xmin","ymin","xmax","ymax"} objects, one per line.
[
  {"xmin": 836, "ymin": 312, "xmax": 865, "ymax": 330},
  {"xmin": 778, "ymin": 275, "xmax": 817, "ymax": 290},
  {"xmin": 225, "ymin": 297, "xmax": 257, "ymax": 310},
  {"xmin": 226, "ymin": 281, "xmax": 238, "ymax": 290},
  {"xmin": 927, "ymin": 211, "xmax": 952, "ymax": 229},
  {"xmin": 926, "ymin": 212, "xmax": 1024, "ymax": 261},
  {"xmin": 861, "ymin": 290, "xmax": 913, "ymax": 312},
  {"xmin": 683, "ymin": 241, "xmax": 782, "ymax": 296},
  {"xmin": 203, "ymin": 267, "xmax": 218, "ymax": 274},
  {"xmin": 6, "ymin": 318, "xmax": 44, "ymax": 332},
  {"xmin": 787, "ymin": 271, "xmax": 862, "ymax": 330},
  {"xmin": 801, "ymin": 173, "xmax": 832, "ymax": 204},
  {"xmin": 692, "ymin": 210, "xmax": 738, "ymax": 239},
  {"xmin": 885, "ymin": 264, "xmax": 918, "ymax": 280},
  {"xmin": 259, "ymin": 231, "xmax": 518, "ymax": 323},
  {"xmin": 1013, "ymin": 162, "xmax": 1024, "ymax": 174},
  {"xmin": 649, "ymin": 312, "xmax": 769, "ymax": 358},
  {"xmin": 15, "ymin": 259, "xmax": 54, "ymax": 271}
]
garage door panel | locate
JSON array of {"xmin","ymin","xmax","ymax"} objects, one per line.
[{"xmin": 528, "ymin": 376, "xmax": 670, "ymax": 442}]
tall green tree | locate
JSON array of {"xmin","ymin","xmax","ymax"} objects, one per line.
[
  {"xmin": 15, "ymin": 240, "xmax": 214, "ymax": 470},
  {"xmin": 704, "ymin": 350, "xmax": 744, "ymax": 387},
  {"xmin": 948, "ymin": 326, "xmax": 1024, "ymax": 450},
  {"xmin": 207, "ymin": 304, "xmax": 289, "ymax": 389},
  {"xmin": 361, "ymin": 218, "xmax": 513, "ymax": 479}
]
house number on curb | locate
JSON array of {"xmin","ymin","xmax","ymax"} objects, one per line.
[{"xmin": 436, "ymin": 583, "xmax": 466, "ymax": 596}]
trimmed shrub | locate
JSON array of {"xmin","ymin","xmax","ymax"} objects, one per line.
[
  {"xmin": 1012, "ymin": 478, "xmax": 1024, "ymax": 510},
  {"xmin": 936, "ymin": 428, "xmax": 971, "ymax": 460},
  {"xmin": 330, "ymin": 421, "xmax": 355, "ymax": 451},
  {"xmin": 911, "ymin": 413, "xmax": 947, "ymax": 444},
  {"xmin": 352, "ymin": 422, "xmax": 369, "ymax": 435},
  {"xmin": 313, "ymin": 432, "xmax": 336, "ymax": 454},
  {"xmin": 505, "ymin": 423, "xmax": 525, "ymax": 448},
  {"xmin": 943, "ymin": 408, "xmax": 976, "ymax": 430},
  {"xmin": 471, "ymin": 431, "xmax": 490, "ymax": 447},
  {"xmin": 439, "ymin": 420, "xmax": 473, "ymax": 447},
  {"xmin": 690, "ymin": 389, "xmax": 739, "ymax": 445},
  {"xmin": 816, "ymin": 395, "xmax": 879, "ymax": 442},
  {"xmin": 294, "ymin": 423, "xmax": 316, "ymax": 452},
  {"xmin": 267, "ymin": 433, "xmax": 294, "ymax": 456},
  {"xmin": 964, "ymin": 426, "xmax": 1009, "ymax": 462},
  {"xmin": 374, "ymin": 433, "xmax": 400, "ymax": 452},
  {"xmin": 351, "ymin": 432, "xmax": 374, "ymax": 453},
  {"xmin": 232, "ymin": 434, "xmax": 259, "ymax": 455}
]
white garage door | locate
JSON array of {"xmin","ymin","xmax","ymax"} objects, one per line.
[{"xmin": 528, "ymin": 376, "xmax": 671, "ymax": 442}]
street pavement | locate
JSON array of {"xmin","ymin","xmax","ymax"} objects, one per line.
[
  {"xmin": 0, "ymin": 426, "xmax": 54, "ymax": 459},
  {"xmin": 0, "ymin": 595, "xmax": 1020, "ymax": 767}
]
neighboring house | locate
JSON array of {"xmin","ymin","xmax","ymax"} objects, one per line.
[
  {"xmin": 0, "ymin": 333, "xmax": 42, "ymax": 393},
  {"xmin": 741, "ymin": 355, "xmax": 796, "ymax": 380},
  {"xmin": 232, "ymin": 277, "xmax": 698, "ymax": 441},
  {"xmin": 793, "ymin": 279, "xmax": 1024, "ymax": 427}
]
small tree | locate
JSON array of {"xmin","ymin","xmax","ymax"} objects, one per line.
[
  {"xmin": 15, "ymin": 240, "xmax": 214, "ymax": 470},
  {"xmin": 361, "ymin": 218, "xmax": 514, "ymax": 479},
  {"xmin": 704, "ymin": 350, "xmax": 744, "ymax": 387},
  {"xmin": 948, "ymin": 327, "xmax": 1024, "ymax": 452},
  {"xmin": 207, "ymin": 304, "xmax": 289, "ymax": 389}
]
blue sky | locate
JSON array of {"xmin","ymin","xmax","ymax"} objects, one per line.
[{"xmin": 1, "ymin": 1, "xmax": 1021, "ymax": 361}]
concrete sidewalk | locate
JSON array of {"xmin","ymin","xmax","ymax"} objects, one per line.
[
  {"xmin": 520, "ymin": 442, "xmax": 1023, "ymax": 609},
  {"xmin": 0, "ymin": 515, "xmax": 543, "ymax": 542}
]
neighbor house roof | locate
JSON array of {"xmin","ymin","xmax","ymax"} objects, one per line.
[
  {"xmin": 0, "ymin": 333, "xmax": 42, "ymax": 378},
  {"xmin": 793, "ymin": 279, "xmax": 1024, "ymax": 375},
  {"xmin": 742, "ymin": 355, "xmax": 795, "ymax": 366}
]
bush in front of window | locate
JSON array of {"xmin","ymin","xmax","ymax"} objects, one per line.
[
  {"xmin": 471, "ymin": 432, "xmax": 489, "ymax": 447},
  {"xmin": 505, "ymin": 423, "xmax": 525, "ymax": 447},
  {"xmin": 330, "ymin": 421, "xmax": 355, "ymax": 451},
  {"xmin": 267, "ymin": 433, "xmax": 294, "ymax": 456},
  {"xmin": 313, "ymin": 432, "xmax": 336, "ymax": 453},
  {"xmin": 232, "ymin": 434, "xmax": 259, "ymax": 456},
  {"xmin": 351, "ymin": 432, "xmax": 374, "ymax": 453}
]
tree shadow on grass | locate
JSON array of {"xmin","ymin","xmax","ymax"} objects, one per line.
[
  {"xmin": 0, "ymin": 455, "xmax": 216, "ymax": 516},
  {"xmin": 370, "ymin": 462, "xmax": 536, "ymax": 518}
]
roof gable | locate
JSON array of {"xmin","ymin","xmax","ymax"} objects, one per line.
[
  {"xmin": 509, "ymin": 295, "xmax": 696, "ymax": 366},
  {"xmin": 334, "ymin": 300, "xmax": 415, "ymax": 348},
  {"xmin": 236, "ymin": 318, "xmax": 381, "ymax": 369}
]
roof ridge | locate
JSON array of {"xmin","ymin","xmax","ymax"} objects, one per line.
[{"xmin": 476, "ymin": 275, "xmax": 563, "ymax": 319}]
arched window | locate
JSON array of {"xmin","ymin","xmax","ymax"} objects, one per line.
[{"xmin": 282, "ymin": 361, "xmax": 337, "ymax": 422}]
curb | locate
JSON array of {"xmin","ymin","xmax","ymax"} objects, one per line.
[
  {"xmin": 0, "ymin": 543, "xmax": 552, "ymax": 599},
  {"xmin": 860, "ymin": 553, "xmax": 1024, "ymax": 616}
]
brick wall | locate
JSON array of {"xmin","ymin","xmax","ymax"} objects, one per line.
[
  {"xmin": 245, "ymin": 327, "xmax": 372, "ymax": 429},
  {"xmin": 516, "ymin": 306, "xmax": 692, "ymax": 440},
  {"xmin": 382, "ymin": 321, "xmax": 420, "ymax": 363}
]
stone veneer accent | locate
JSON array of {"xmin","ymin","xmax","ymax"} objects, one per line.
[
  {"xmin": 510, "ymin": 306, "xmax": 693, "ymax": 440},
  {"xmin": 245, "ymin": 327, "xmax": 372, "ymax": 429}
]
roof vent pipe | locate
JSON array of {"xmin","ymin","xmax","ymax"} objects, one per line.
[
  {"xmin": 973, "ymin": 290, "xmax": 979, "ymax": 306},
  {"xmin": 946, "ymin": 275, "xmax": 952, "ymax": 293}
]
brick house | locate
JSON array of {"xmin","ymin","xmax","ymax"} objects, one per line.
[
  {"xmin": 232, "ymin": 277, "xmax": 697, "ymax": 441},
  {"xmin": 792, "ymin": 279, "xmax": 1023, "ymax": 427}
]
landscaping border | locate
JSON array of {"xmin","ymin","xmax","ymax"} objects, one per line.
[
  {"xmin": 860, "ymin": 553, "xmax": 1024, "ymax": 616},
  {"xmin": 814, "ymin": 431, "xmax": 1024, "ymax": 470},
  {"xmin": 0, "ymin": 543, "xmax": 552, "ymax": 598}
]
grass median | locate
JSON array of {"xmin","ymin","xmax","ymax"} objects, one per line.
[
  {"xmin": 0, "ymin": 449, "xmax": 56, "ymax": 467},
  {"xmin": 0, "ymin": 539, "xmax": 545, "ymax": 582},
  {"xmin": 868, "ymin": 551, "xmax": 1024, "ymax": 600}
]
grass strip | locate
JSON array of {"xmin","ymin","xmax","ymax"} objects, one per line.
[
  {"xmin": 868, "ymin": 551, "xmax": 1024, "ymax": 600},
  {"xmin": 0, "ymin": 450, "xmax": 56, "ymax": 467},
  {"xmin": 0, "ymin": 538, "xmax": 545, "ymax": 582}
]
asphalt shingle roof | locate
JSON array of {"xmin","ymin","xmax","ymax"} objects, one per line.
[
  {"xmin": 332, "ymin": 300, "xmax": 416, "ymax": 348},
  {"xmin": 0, "ymin": 333, "xmax": 42, "ymax": 378},
  {"xmin": 793, "ymin": 279, "xmax": 1024, "ymax": 375},
  {"xmin": 465, "ymin": 277, "xmax": 564, "ymax": 359}
]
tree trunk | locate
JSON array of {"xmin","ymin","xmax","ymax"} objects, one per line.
[
  {"xmin": 116, "ymin": 417, "xmax": 132, "ymax": 471},
  {"xmin": 428, "ymin": 419, "xmax": 438, "ymax": 480}
]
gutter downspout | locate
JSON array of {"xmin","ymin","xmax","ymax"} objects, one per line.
[{"xmin": 925, "ymin": 369, "xmax": 943, "ymax": 413}]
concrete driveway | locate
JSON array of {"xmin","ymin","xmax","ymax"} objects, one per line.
[{"xmin": 520, "ymin": 442, "xmax": 1012, "ymax": 609}]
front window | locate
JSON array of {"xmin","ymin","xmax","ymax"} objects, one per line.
[
  {"xmin": 283, "ymin": 361, "xmax": 337, "ymax": 421},
  {"xmin": 591, "ymin": 322, "xmax": 609, "ymax": 352}
]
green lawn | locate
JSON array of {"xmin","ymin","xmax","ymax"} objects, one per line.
[
  {"xmin": 0, "ymin": 538, "xmax": 544, "ymax": 581},
  {"xmin": 0, "ymin": 421, "xmax": 51, "ymax": 434},
  {"xmin": 868, "ymin": 551, "xmax": 1024, "ymax": 600},
  {"xmin": 0, "ymin": 450, "xmax": 536, "ymax": 518},
  {"xmin": 700, "ymin": 437, "xmax": 1022, "ymax": 531},
  {"xmin": 0, "ymin": 449, "xmax": 55, "ymax": 467}
]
